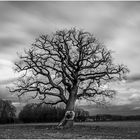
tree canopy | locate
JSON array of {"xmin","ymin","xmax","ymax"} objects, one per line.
[
  {"xmin": 10, "ymin": 28, "xmax": 128, "ymax": 104},
  {"xmin": 9, "ymin": 28, "xmax": 129, "ymax": 127}
]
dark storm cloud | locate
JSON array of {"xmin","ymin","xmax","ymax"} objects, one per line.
[
  {"xmin": 0, "ymin": 2, "xmax": 16, "ymax": 24},
  {"xmin": 0, "ymin": 37, "xmax": 23, "ymax": 48},
  {"xmin": 1, "ymin": 1, "xmax": 140, "ymax": 51},
  {"xmin": 127, "ymin": 75, "xmax": 140, "ymax": 83}
]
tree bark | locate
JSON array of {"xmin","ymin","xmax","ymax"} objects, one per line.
[{"xmin": 58, "ymin": 85, "xmax": 77, "ymax": 128}]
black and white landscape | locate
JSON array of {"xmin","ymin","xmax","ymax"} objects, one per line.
[{"xmin": 0, "ymin": 1, "xmax": 140, "ymax": 139}]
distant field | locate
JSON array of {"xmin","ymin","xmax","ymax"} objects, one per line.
[{"xmin": 0, "ymin": 121, "xmax": 140, "ymax": 139}]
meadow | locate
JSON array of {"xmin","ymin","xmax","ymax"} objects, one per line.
[{"xmin": 0, "ymin": 121, "xmax": 140, "ymax": 139}]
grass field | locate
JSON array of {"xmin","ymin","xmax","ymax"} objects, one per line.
[{"xmin": 0, "ymin": 121, "xmax": 140, "ymax": 139}]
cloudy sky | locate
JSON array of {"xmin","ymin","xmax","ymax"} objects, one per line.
[{"xmin": 0, "ymin": 1, "xmax": 140, "ymax": 115}]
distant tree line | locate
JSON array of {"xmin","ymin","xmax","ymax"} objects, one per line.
[
  {"xmin": 0, "ymin": 98, "xmax": 16, "ymax": 124},
  {"xmin": 0, "ymin": 98, "xmax": 89, "ymax": 124},
  {"xmin": 19, "ymin": 103, "xmax": 65, "ymax": 123},
  {"xmin": 1, "ymin": 98, "xmax": 140, "ymax": 124},
  {"xmin": 18, "ymin": 103, "xmax": 89, "ymax": 123},
  {"xmin": 75, "ymin": 108, "xmax": 89, "ymax": 122},
  {"xmin": 88, "ymin": 114, "xmax": 140, "ymax": 122}
]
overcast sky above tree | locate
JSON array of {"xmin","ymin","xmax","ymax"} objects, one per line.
[{"xmin": 0, "ymin": 1, "xmax": 140, "ymax": 114}]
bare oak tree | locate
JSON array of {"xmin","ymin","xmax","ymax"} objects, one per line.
[{"xmin": 10, "ymin": 28, "xmax": 128, "ymax": 128}]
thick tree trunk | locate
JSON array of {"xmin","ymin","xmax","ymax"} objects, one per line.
[{"xmin": 58, "ymin": 86, "xmax": 77, "ymax": 128}]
